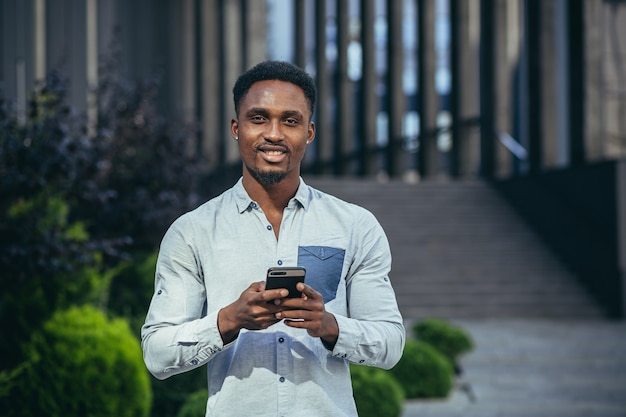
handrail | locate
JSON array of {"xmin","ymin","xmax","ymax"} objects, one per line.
[
  {"xmin": 202, "ymin": 120, "xmax": 527, "ymax": 185},
  {"xmin": 498, "ymin": 131, "xmax": 528, "ymax": 160}
]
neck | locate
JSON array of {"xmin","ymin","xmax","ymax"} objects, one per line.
[{"xmin": 242, "ymin": 172, "xmax": 300, "ymax": 212}]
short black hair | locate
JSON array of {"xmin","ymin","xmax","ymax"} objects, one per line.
[{"xmin": 232, "ymin": 60, "xmax": 317, "ymax": 118}]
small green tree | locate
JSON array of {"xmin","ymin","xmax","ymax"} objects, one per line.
[
  {"xmin": 176, "ymin": 389, "xmax": 208, "ymax": 417},
  {"xmin": 412, "ymin": 318, "xmax": 474, "ymax": 374},
  {"xmin": 389, "ymin": 339, "xmax": 454, "ymax": 399},
  {"xmin": 2, "ymin": 305, "xmax": 151, "ymax": 417},
  {"xmin": 350, "ymin": 364, "xmax": 404, "ymax": 417}
]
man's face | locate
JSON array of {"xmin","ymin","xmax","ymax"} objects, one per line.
[{"xmin": 231, "ymin": 80, "xmax": 315, "ymax": 186}]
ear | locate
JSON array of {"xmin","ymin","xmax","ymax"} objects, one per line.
[
  {"xmin": 230, "ymin": 119, "xmax": 239, "ymax": 139},
  {"xmin": 306, "ymin": 122, "xmax": 316, "ymax": 145}
]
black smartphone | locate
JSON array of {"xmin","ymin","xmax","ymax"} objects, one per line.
[{"xmin": 265, "ymin": 266, "xmax": 306, "ymax": 299}]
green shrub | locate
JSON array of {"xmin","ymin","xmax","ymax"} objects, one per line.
[
  {"xmin": 412, "ymin": 318, "xmax": 474, "ymax": 366},
  {"xmin": 350, "ymin": 364, "xmax": 404, "ymax": 417},
  {"xmin": 3, "ymin": 305, "xmax": 151, "ymax": 417},
  {"xmin": 176, "ymin": 389, "xmax": 208, "ymax": 417},
  {"xmin": 150, "ymin": 366, "xmax": 207, "ymax": 417},
  {"xmin": 389, "ymin": 339, "xmax": 453, "ymax": 399},
  {"xmin": 107, "ymin": 250, "xmax": 158, "ymax": 332},
  {"xmin": 0, "ymin": 192, "xmax": 106, "ymax": 369}
]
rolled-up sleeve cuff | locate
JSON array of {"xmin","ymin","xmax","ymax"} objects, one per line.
[
  {"xmin": 325, "ymin": 314, "xmax": 364, "ymax": 362},
  {"xmin": 186, "ymin": 311, "xmax": 235, "ymax": 363}
]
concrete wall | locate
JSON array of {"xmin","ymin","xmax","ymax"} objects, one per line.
[{"xmin": 494, "ymin": 160, "xmax": 626, "ymax": 318}]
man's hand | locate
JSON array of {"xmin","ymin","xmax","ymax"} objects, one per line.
[
  {"xmin": 274, "ymin": 283, "xmax": 339, "ymax": 348},
  {"xmin": 217, "ymin": 281, "xmax": 289, "ymax": 344}
]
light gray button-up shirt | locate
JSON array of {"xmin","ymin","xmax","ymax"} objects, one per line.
[{"xmin": 141, "ymin": 178, "xmax": 405, "ymax": 417}]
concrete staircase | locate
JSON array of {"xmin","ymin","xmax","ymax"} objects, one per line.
[{"xmin": 306, "ymin": 177, "xmax": 606, "ymax": 320}]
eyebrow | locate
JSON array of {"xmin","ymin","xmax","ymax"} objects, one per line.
[{"xmin": 246, "ymin": 107, "xmax": 304, "ymax": 119}]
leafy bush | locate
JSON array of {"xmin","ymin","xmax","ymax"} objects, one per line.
[
  {"xmin": 90, "ymin": 59, "xmax": 201, "ymax": 248},
  {"xmin": 0, "ymin": 62, "xmax": 204, "ymax": 417},
  {"xmin": 350, "ymin": 364, "xmax": 404, "ymax": 417},
  {"xmin": 106, "ymin": 250, "xmax": 158, "ymax": 329},
  {"xmin": 2, "ymin": 305, "xmax": 151, "ymax": 417},
  {"xmin": 176, "ymin": 389, "xmax": 208, "ymax": 417},
  {"xmin": 389, "ymin": 339, "xmax": 453, "ymax": 399},
  {"xmin": 0, "ymin": 76, "xmax": 116, "ymax": 369},
  {"xmin": 0, "ymin": 68, "xmax": 200, "ymax": 371},
  {"xmin": 149, "ymin": 366, "xmax": 207, "ymax": 417},
  {"xmin": 102, "ymin": 249, "xmax": 208, "ymax": 417},
  {"xmin": 412, "ymin": 318, "xmax": 474, "ymax": 372}
]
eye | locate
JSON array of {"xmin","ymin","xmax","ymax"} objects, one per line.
[
  {"xmin": 284, "ymin": 118, "xmax": 300, "ymax": 126},
  {"xmin": 248, "ymin": 114, "xmax": 266, "ymax": 123}
]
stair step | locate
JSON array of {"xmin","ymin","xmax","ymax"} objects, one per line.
[{"xmin": 307, "ymin": 177, "xmax": 606, "ymax": 320}]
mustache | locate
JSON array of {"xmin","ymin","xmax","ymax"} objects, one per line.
[{"xmin": 256, "ymin": 145, "xmax": 289, "ymax": 154}]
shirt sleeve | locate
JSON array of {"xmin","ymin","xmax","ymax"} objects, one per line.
[
  {"xmin": 141, "ymin": 215, "xmax": 229, "ymax": 380},
  {"xmin": 328, "ymin": 209, "xmax": 406, "ymax": 370}
]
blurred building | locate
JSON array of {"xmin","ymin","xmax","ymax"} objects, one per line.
[
  {"xmin": 1, "ymin": 0, "xmax": 626, "ymax": 316},
  {"xmin": 2, "ymin": 0, "xmax": 625, "ymax": 174}
]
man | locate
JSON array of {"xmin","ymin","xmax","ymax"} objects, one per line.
[{"xmin": 141, "ymin": 60, "xmax": 405, "ymax": 416}]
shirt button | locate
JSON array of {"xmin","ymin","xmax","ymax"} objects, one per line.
[
  {"xmin": 278, "ymin": 337, "xmax": 285, "ymax": 343},
  {"xmin": 157, "ymin": 290, "xmax": 162, "ymax": 295},
  {"xmin": 266, "ymin": 225, "xmax": 272, "ymax": 231},
  {"xmin": 359, "ymin": 359, "xmax": 365, "ymax": 363},
  {"xmin": 279, "ymin": 376, "xmax": 285, "ymax": 383},
  {"xmin": 277, "ymin": 260, "xmax": 283, "ymax": 265},
  {"xmin": 191, "ymin": 359, "xmax": 198, "ymax": 365},
  {"xmin": 251, "ymin": 202, "xmax": 257, "ymax": 208}
]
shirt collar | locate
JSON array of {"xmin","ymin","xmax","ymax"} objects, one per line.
[{"xmin": 233, "ymin": 177, "xmax": 311, "ymax": 214}]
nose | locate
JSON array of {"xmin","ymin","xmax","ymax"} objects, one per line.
[{"xmin": 264, "ymin": 120, "xmax": 283, "ymax": 142}]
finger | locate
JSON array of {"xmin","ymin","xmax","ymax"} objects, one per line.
[
  {"xmin": 276, "ymin": 308, "xmax": 319, "ymax": 322},
  {"xmin": 297, "ymin": 283, "xmax": 322, "ymax": 300},
  {"xmin": 248, "ymin": 308, "xmax": 285, "ymax": 327},
  {"xmin": 276, "ymin": 310, "xmax": 307, "ymax": 325},
  {"xmin": 263, "ymin": 288, "xmax": 289, "ymax": 303},
  {"xmin": 282, "ymin": 317, "xmax": 307, "ymax": 327},
  {"xmin": 275, "ymin": 296, "xmax": 307, "ymax": 309},
  {"xmin": 252, "ymin": 316, "xmax": 284, "ymax": 330},
  {"xmin": 249, "ymin": 281, "xmax": 267, "ymax": 292}
]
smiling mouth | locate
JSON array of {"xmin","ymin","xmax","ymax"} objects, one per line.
[{"xmin": 257, "ymin": 146, "xmax": 289, "ymax": 164}]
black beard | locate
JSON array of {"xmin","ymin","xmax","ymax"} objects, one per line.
[{"xmin": 252, "ymin": 169, "xmax": 287, "ymax": 186}]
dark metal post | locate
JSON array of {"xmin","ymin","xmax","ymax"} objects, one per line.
[
  {"xmin": 294, "ymin": 0, "xmax": 306, "ymax": 69},
  {"xmin": 334, "ymin": 0, "xmax": 350, "ymax": 175},
  {"xmin": 358, "ymin": 0, "xmax": 377, "ymax": 176},
  {"xmin": 449, "ymin": 0, "xmax": 460, "ymax": 177},
  {"xmin": 479, "ymin": 0, "xmax": 495, "ymax": 178},
  {"xmin": 619, "ymin": 161, "xmax": 626, "ymax": 318},
  {"xmin": 525, "ymin": 0, "xmax": 542, "ymax": 175},
  {"xmin": 568, "ymin": 0, "xmax": 585, "ymax": 166},
  {"xmin": 217, "ymin": 0, "xmax": 227, "ymax": 167},
  {"xmin": 314, "ymin": 0, "xmax": 330, "ymax": 174},
  {"xmin": 240, "ymin": 0, "xmax": 248, "ymax": 71},
  {"xmin": 417, "ymin": 0, "xmax": 439, "ymax": 179},
  {"xmin": 386, "ymin": 0, "xmax": 404, "ymax": 178}
]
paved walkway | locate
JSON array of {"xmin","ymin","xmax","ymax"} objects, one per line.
[{"xmin": 401, "ymin": 319, "xmax": 626, "ymax": 417}]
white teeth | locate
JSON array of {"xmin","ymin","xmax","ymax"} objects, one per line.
[{"xmin": 265, "ymin": 150, "xmax": 283, "ymax": 155}]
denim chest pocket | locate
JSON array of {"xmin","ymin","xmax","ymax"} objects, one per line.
[{"xmin": 298, "ymin": 246, "xmax": 345, "ymax": 303}]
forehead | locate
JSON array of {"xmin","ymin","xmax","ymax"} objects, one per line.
[{"xmin": 241, "ymin": 80, "xmax": 311, "ymax": 115}]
